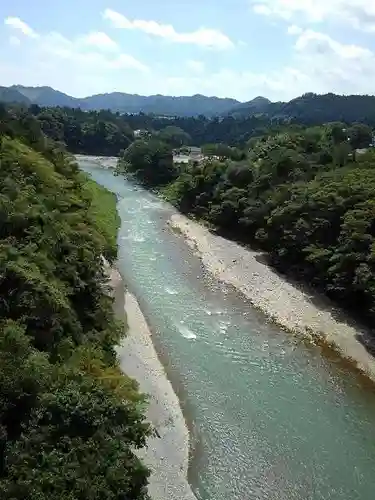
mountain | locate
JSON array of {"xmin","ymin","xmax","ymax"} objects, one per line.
[
  {"xmin": 270, "ymin": 93, "xmax": 375, "ymax": 123},
  {"xmin": 0, "ymin": 86, "xmax": 31, "ymax": 105},
  {"xmin": 3, "ymin": 85, "xmax": 375, "ymax": 124},
  {"xmin": 12, "ymin": 85, "xmax": 80, "ymax": 108},
  {"xmin": 227, "ymin": 92, "xmax": 375, "ymax": 124},
  {"xmin": 5, "ymin": 86, "xmax": 239, "ymax": 117},
  {"xmin": 81, "ymin": 92, "xmax": 239, "ymax": 116},
  {"xmin": 230, "ymin": 96, "xmax": 272, "ymax": 116}
]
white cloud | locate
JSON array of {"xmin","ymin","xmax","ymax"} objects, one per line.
[
  {"xmin": 293, "ymin": 29, "xmax": 373, "ymax": 60},
  {"xmin": 9, "ymin": 36, "xmax": 21, "ymax": 47},
  {"xmin": 159, "ymin": 67, "xmax": 309, "ymax": 101},
  {"xmin": 253, "ymin": 4, "xmax": 273, "ymax": 16},
  {"xmin": 3, "ymin": 17, "xmax": 148, "ymax": 74},
  {"xmin": 79, "ymin": 31, "xmax": 118, "ymax": 51},
  {"xmin": 1, "ymin": 15, "xmax": 149, "ymax": 97},
  {"xmin": 158, "ymin": 27, "xmax": 375, "ymax": 101},
  {"xmin": 287, "ymin": 25, "xmax": 302, "ymax": 35},
  {"xmin": 186, "ymin": 60, "xmax": 205, "ymax": 73},
  {"xmin": 251, "ymin": 0, "xmax": 375, "ymax": 31},
  {"xmin": 284, "ymin": 28, "xmax": 375, "ymax": 95},
  {"xmin": 5, "ymin": 16, "xmax": 39, "ymax": 38},
  {"xmin": 108, "ymin": 53, "xmax": 149, "ymax": 71},
  {"xmin": 40, "ymin": 33, "xmax": 149, "ymax": 72},
  {"xmin": 103, "ymin": 8, "xmax": 234, "ymax": 50}
]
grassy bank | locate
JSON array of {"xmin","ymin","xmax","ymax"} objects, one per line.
[{"xmin": 82, "ymin": 176, "xmax": 121, "ymax": 262}]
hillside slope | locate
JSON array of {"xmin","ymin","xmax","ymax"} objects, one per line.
[{"xmin": 229, "ymin": 92, "xmax": 375, "ymax": 124}]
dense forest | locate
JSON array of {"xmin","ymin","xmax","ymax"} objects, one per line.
[
  {"xmin": 1, "ymin": 102, "xmax": 282, "ymax": 152},
  {"xmin": 0, "ymin": 106, "xmax": 151, "ymax": 498},
  {"xmin": 3, "ymin": 93, "xmax": 375, "ymax": 157},
  {"xmin": 117, "ymin": 122, "xmax": 375, "ymax": 331}
]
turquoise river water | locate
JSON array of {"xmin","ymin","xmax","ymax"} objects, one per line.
[{"xmin": 80, "ymin": 156, "xmax": 375, "ymax": 500}]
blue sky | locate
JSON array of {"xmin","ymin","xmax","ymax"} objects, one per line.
[{"xmin": 1, "ymin": 0, "xmax": 375, "ymax": 101}]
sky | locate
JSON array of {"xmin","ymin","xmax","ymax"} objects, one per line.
[{"xmin": 1, "ymin": 0, "xmax": 375, "ymax": 101}]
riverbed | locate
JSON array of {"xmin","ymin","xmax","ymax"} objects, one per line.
[{"xmin": 79, "ymin": 156, "xmax": 375, "ymax": 500}]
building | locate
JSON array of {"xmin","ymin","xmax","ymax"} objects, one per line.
[{"xmin": 133, "ymin": 129, "xmax": 150, "ymax": 139}]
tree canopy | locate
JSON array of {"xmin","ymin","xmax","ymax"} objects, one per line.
[
  {"xmin": 0, "ymin": 106, "xmax": 150, "ymax": 498},
  {"xmin": 118, "ymin": 138, "xmax": 177, "ymax": 187}
]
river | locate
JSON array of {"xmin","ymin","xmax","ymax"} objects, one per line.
[{"xmin": 79, "ymin": 156, "xmax": 375, "ymax": 500}]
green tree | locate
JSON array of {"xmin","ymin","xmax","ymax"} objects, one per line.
[
  {"xmin": 348, "ymin": 123, "xmax": 373, "ymax": 150},
  {"xmin": 118, "ymin": 139, "xmax": 177, "ymax": 187},
  {"xmin": 1, "ymin": 371, "xmax": 149, "ymax": 500},
  {"xmin": 157, "ymin": 126, "xmax": 191, "ymax": 147}
]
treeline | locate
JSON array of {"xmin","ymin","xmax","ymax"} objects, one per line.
[
  {"xmin": 3, "ymin": 101, "xmax": 268, "ymax": 152},
  {"xmin": 3, "ymin": 99, "xmax": 375, "ymax": 156},
  {"xmin": 0, "ymin": 107, "xmax": 150, "ymax": 497},
  {"xmin": 117, "ymin": 122, "xmax": 375, "ymax": 330},
  {"xmin": 29, "ymin": 104, "xmax": 134, "ymax": 155},
  {"xmin": 1, "ymin": 103, "xmax": 134, "ymax": 156},
  {"xmin": 28, "ymin": 104, "xmax": 284, "ymax": 149}
]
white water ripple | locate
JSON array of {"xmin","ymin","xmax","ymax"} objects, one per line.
[
  {"xmin": 131, "ymin": 234, "xmax": 146, "ymax": 243},
  {"xmin": 175, "ymin": 322, "xmax": 197, "ymax": 340}
]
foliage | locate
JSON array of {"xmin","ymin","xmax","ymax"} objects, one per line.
[
  {"xmin": 201, "ymin": 143, "xmax": 246, "ymax": 161},
  {"xmin": 118, "ymin": 138, "xmax": 177, "ymax": 187},
  {"xmin": 3, "ymin": 95, "xmax": 375, "ymax": 155},
  {"xmin": 0, "ymin": 107, "xmax": 150, "ymax": 498},
  {"xmin": 156, "ymin": 126, "xmax": 191, "ymax": 147},
  {"xmin": 33, "ymin": 106, "xmax": 134, "ymax": 155},
  {"xmin": 0, "ymin": 102, "xmax": 308, "ymax": 150}
]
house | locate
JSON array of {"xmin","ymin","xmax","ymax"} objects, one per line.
[{"xmin": 134, "ymin": 129, "xmax": 150, "ymax": 139}]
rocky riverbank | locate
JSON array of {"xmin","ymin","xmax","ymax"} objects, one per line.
[
  {"xmin": 169, "ymin": 213, "xmax": 375, "ymax": 382},
  {"xmin": 107, "ymin": 263, "xmax": 196, "ymax": 500}
]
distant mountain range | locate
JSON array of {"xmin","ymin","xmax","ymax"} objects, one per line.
[
  {"xmin": 1, "ymin": 85, "xmax": 375, "ymax": 124},
  {"xmin": 0, "ymin": 85, "xmax": 239, "ymax": 117},
  {"xmin": 230, "ymin": 92, "xmax": 375, "ymax": 123}
]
